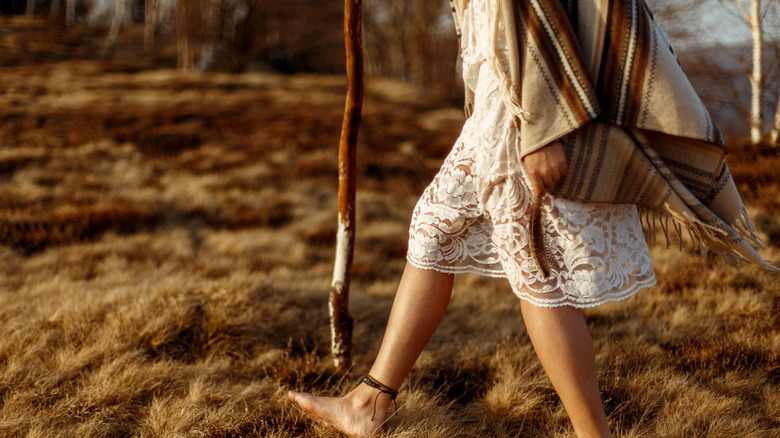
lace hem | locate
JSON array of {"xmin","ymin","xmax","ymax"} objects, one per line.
[
  {"xmin": 406, "ymin": 254, "xmax": 507, "ymax": 278},
  {"xmin": 407, "ymin": 253, "xmax": 657, "ymax": 308}
]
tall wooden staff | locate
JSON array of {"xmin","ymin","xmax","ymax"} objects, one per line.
[{"xmin": 330, "ymin": 0, "xmax": 363, "ymax": 371}]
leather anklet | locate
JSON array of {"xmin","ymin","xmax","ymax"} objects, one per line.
[{"xmin": 362, "ymin": 374, "xmax": 399, "ymax": 421}]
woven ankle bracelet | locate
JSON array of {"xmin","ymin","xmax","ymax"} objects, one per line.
[{"xmin": 362, "ymin": 374, "xmax": 399, "ymax": 421}]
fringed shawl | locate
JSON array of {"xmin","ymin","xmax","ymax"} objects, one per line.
[{"xmin": 448, "ymin": 0, "xmax": 777, "ymax": 271}]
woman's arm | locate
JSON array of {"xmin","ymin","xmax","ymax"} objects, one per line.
[{"xmin": 522, "ymin": 141, "xmax": 567, "ymax": 196}]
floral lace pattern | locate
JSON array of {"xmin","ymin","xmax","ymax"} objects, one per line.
[{"xmin": 406, "ymin": 0, "xmax": 655, "ymax": 307}]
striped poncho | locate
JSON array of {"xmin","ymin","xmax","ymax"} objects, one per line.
[{"xmin": 448, "ymin": 0, "xmax": 777, "ymax": 270}]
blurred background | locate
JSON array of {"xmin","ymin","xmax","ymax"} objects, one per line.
[
  {"xmin": 1, "ymin": 2, "xmax": 778, "ymax": 436},
  {"xmin": 3, "ymin": 0, "xmax": 780, "ymax": 140}
]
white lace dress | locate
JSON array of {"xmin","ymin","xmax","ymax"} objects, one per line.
[{"xmin": 406, "ymin": 0, "xmax": 656, "ymax": 308}]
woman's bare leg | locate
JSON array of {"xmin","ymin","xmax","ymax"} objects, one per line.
[
  {"xmin": 288, "ymin": 263, "xmax": 454, "ymax": 437},
  {"xmin": 519, "ymin": 300, "xmax": 612, "ymax": 438}
]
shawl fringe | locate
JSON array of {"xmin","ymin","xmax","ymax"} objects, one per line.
[{"xmin": 639, "ymin": 207, "xmax": 779, "ymax": 271}]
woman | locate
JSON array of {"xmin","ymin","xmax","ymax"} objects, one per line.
[{"xmin": 289, "ymin": 1, "xmax": 777, "ymax": 436}]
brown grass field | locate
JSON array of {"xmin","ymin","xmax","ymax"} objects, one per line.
[{"xmin": 1, "ymin": 16, "xmax": 779, "ymax": 437}]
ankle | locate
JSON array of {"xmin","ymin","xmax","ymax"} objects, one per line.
[
  {"xmin": 347, "ymin": 385, "xmax": 377, "ymax": 408},
  {"xmin": 347, "ymin": 379, "xmax": 397, "ymax": 421}
]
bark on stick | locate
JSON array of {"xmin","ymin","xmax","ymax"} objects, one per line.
[{"xmin": 330, "ymin": 0, "xmax": 363, "ymax": 371}]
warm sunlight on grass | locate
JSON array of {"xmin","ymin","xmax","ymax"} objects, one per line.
[{"xmin": 1, "ymin": 17, "xmax": 778, "ymax": 438}]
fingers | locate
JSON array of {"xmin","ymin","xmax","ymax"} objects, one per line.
[
  {"xmin": 532, "ymin": 168, "xmax": 559, "ymax": 196},
  {"xmin": 524, "ymin": 141, "xmax": 567, "ymax": 196},
  {"xmin": 543, "ymin": 166, "xmax": 561, "ymax": 190},
  {"xmin": 531, "ymin": 174, "xmax": 545, "ymax": 197},
  {"xmin": 547, "ymin": 140, "xmax": 567, "ymax": 181}
]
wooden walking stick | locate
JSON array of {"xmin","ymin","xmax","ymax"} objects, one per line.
[{"xmin": 330, "ymin": 0, "xmax": 363, "ymax": 371}]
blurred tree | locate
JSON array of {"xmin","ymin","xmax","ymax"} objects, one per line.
[
  {"xmin": 649, "ymin": 0, "xmax": 780, "ymax": 143},
  {"xmin": 169, "ymin": 0, "xmax": 344, "ymax": 73},
  {"xmin": 770, "ymin": 37, "xmax": 780, "ymax": 143},
  {"xmin": 65, "ymin": 0, "xmax": 75, "ymax": 24},
  {"xmin": 176, "ymin": 0, "xmax": 195, "ymax": 70},
  {"xmin": 646, "ymin": 0, "xmax": 709, "ymax": 44},
  {"xmin": 727, "ymin": 0, "xmax": 770, "ymax": 143},
  {"xmin": 105, "ymin": 0, "xmax": 128, "ymax": 53},
  {"xmin": 363, "ymin": 0, "xmax": 458, "ymax": 101},
  {"xmin": 26, "ymin": 0, "xmax": 779, "ymax": 131},
  {"xmin": 144, "ymin": 0, "xmax": 156, "ymax": 50}
]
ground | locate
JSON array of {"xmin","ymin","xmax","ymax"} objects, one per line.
[{"xmin": 0, "ymin": 15, "xmax": 778, "ymax": 438}]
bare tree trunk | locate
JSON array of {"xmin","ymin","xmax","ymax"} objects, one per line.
[
  {"xmin": 770, "ymin": 96, "xmax": 780, "ymax": 144},
  {"xmin": 385, "ymin": 2, "xmax": 408, "ymax": 81},
  {"xmin": 25, "ymin": 0, "xmax": 35, "ymax": 15},
  {"xmin": 407, "ymin": 0, "xmax": 447, "ymax": 90},
  {"xmin": 199, "ymin": 0, "xmax": 222, "ymax": 71},
  {"xmin": 65, "ymin": 0, "xmax": 76, "ymax": 25},
  {"xmin": 330, "ymin": 0, "xmax": 363, "ymax": 371},
  {"xmin": 177, "ymin": 0, "xmax": 195, "ymax": 71},
  {"xmin": 145, "ymin": 0, "xmax": 157, "ymax": 52},
  {"xmin": 749, "ymin": 0, "xmax": 764, "ymax": 143},
  {"xmin": 733, "ymin": 0, "xmax": 765, "ymax": 143},
  {"xmin": 50, "ymin": 0, "xmax": 61, "ymax": 17},
  {"xmin": 409, "ymin": 0, "xmax": 428, "ymax": 85},
  {"xmin": 768, "ymin": 2, "xmax": 780, "ymax": 146},
  {"xmin": 105, "ymin": 0, "xmax": 128, "ymax": 54}
]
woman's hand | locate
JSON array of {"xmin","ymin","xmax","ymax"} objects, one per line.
[{"xmin": 522, "ymin": 140, "xmax": 567, "ymax": 197}]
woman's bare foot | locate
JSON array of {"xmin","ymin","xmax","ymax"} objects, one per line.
[{"xmin": 288, "ymin": 383, "xmax": 393, "ymax": 438}]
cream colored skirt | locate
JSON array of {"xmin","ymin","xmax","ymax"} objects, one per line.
[{"xmin": 405, "ymin": 0, "xmax": 655, "ymax": 307}]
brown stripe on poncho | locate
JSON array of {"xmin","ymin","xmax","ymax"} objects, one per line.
[{"xmin": 449, "ymin": 0, "xmax": 777, "ymax": 271}]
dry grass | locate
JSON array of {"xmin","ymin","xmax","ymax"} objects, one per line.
[{"xmin": 1, "ymin": 17, "xmax": 778, "ymax": 438}]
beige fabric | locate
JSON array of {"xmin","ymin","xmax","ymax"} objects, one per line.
[{"xmin": 448, "ymin": 0, "xmax": 777, "ymax": 270}]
